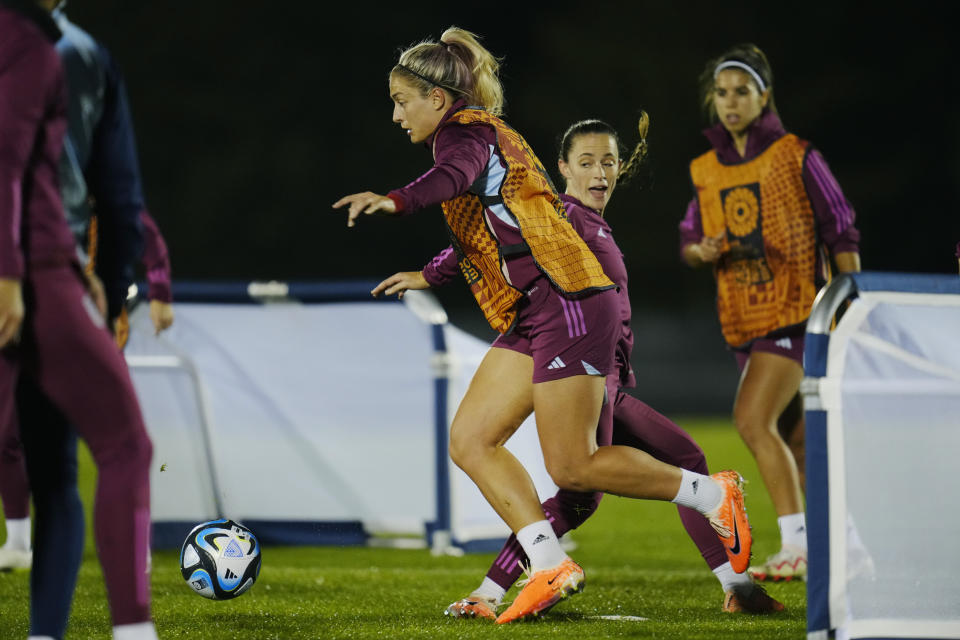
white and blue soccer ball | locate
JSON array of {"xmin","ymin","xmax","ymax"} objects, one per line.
[{"xmin": 179, "ymin": 518, "xmax": 261, "ymax": 600}]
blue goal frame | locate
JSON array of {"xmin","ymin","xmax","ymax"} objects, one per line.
[{"xmin": 803, "ymin": 271, "xmax": 960, "ymax": 640}]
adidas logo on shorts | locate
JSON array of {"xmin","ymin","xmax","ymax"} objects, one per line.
[{"xmin": 547, "ymin": 357, "xmax": 566, "ymax": 370}]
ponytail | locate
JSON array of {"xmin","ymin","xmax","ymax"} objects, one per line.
[
  {"xmin": 393, "ymin": 26, "xmax": 505, "ymax": 115},
  {"xmin": 617, "ymin": 111, "xmax": 649, "ymax": 185}
]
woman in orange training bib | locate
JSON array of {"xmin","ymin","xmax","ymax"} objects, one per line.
[{"xmin": 679, "ymin": 43, "xmax": 861, "ymax": 582}]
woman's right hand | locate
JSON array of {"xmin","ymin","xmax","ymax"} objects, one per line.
[
  {"xmin": 371, "ymin": 271, "xmax": 429, "ymax": 300},
  {"xmin": 332, "ymin": 192, "xmax": 397, "ymax": 227},
  {"xmin": 685, "ymin": 231, "xmax": 726, "ymax": 266},
  {"xmin": 698, "ymin": 231, "xmax": 726, "ymax": 262}
]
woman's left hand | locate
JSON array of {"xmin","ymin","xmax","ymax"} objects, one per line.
[
  {"xmin": 371, "ymin": 271, "xmax": 429, "ymax": 300},
  {"xmin": 332, "ymin": 192, "xmax": 397, "ymax": 227},
  {"xmin": 149, "ymin": 300, "xmax": 175, "ymax": 334}
]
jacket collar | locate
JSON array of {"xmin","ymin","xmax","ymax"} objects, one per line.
[
  {"xmin": 425, "ymin": 98, "xmax": 469, "ymax": 148},
  {"xmin": 0, "ymin": 0, "xmax": 62, "ymax": 41},
  {"xmin": 560, "ymin": 193, "xmax": 606, "ymax": 218}
]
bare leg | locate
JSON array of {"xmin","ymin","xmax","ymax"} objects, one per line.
[
  {"xmin": 777, "ymin": 393, "xmax": 805, "ymax": 492},
  {"xmin": 447, "ymin": 348, "xmax": 543, "ymax": 533},
  {"xmin": 533, "ymin": 375, "xmax": 683, "ymax": 499},
  {"xmin": 733, "ymin": 351, "xmax": 804, "ymax": 517}
]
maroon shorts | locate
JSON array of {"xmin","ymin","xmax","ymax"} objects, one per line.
[
  {"xmin": 732, "ymin": 331, "xmax": 805, "ymax": 372},
  {"xmin": 492, "ymin": 280, "xmax": 619, "ymax": 384}
]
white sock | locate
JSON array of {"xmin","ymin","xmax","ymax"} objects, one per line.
[
  {"xmin": 516, "ymin": 520, "xmax": 567, "ymax": 571},
  {"xmin": 473, "ymin": 576, "xmax": 507, "ymax": 605},
  {"xmin": 671, "ymin": 469, "xmax": 723, "ymax": 514},
  {"xmin": 778, "ymin": 512, "xmax": 807, "ymax": 551},
  {"xmin": 27, "ymin": 636, "xmax": 56, "ymax": 640},
  {"xmin": 113, "ymin": 621, "xmax": 158, "ymax": 640},
  {"xmin": 712, "ymin": 560, "xmax": 752, "ymax": 593},
  {"xmin": 2, "ymin": 517, "xmax": 31, "ymax": 551}
]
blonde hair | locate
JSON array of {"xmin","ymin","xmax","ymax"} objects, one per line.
[{"xmin": 392, "ymin": 26, "xmax": 505, "ymax": 116}]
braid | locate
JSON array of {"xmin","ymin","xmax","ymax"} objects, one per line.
[{"xmin": 617, "ymin": 111, "xmax": 650, "ymax": 186}]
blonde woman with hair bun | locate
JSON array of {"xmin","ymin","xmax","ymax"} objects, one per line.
[{"xmin": 335, "ymin": 29, "xmax": 753, "ymax": 623}]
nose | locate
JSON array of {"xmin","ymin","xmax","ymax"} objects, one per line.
[{"xmin": 392, "ymin": 103, "xmax": 402, "ymax": 123}]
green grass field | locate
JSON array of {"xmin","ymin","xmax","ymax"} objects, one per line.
[{"xmin": 0, "ymin": 417, "xmax": 806, "ymax": 639}]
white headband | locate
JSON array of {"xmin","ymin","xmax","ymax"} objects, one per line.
[{"xmin": 714, "ymin": 60, "xmax": 767, "ymax": 92}]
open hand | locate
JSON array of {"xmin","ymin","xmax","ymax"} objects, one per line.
[
  {"xmin": 332, "ymin": 192, "xmax": 397, "ymax": 227},
  {"xmin": 371, "ymin": 271, "xmax": 429, "ymax": 300}
]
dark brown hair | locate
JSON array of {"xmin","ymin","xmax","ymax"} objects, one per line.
[
  {"xmin": 698, "ymin": 43, "xmax": 777, "ymax": 123},
  {"xmin": 558, "ymin": 111, "xmax": 650, "ymax": 186}
]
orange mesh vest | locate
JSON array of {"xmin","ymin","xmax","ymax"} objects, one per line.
[
  {"xmin": 436, "ymin": 109, "xmax": 614, "ymax": 334},
  {"xmin": 690, "ymin": 134, "xmax": 819, "ymax": 347}
]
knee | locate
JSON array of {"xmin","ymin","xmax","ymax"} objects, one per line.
[
  {"xmin": 91, "ymin": 426, "xmax": 153, "ymax": 470},
  {"xmin": 732, "ymin": 409, "xmax": 769, "ymax": 449},
  {"xmin": 679, "ymin": 443, "xmax": 709, "ymax": 475},
  {"xmin": 127, "ymin": 430, "xmax": 153, "ymax": 467},
  {"xmin": 545, "ymin": 458, "xmax": 593, "ymax": 493},
  {"xmin": 448, "ymin": 425, "xmax": 486, "ymax": 474}
]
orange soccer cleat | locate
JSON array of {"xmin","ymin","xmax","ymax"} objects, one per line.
[
  {"xmin": 705, "ymin": 470, "xmax": 753, "ymax": 573},
  {"xmin": 495, "ymin": 558, "xmax": 584, "ymax": 624}
]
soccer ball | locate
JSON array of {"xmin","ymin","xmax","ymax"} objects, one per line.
[{"xmin": 180, "ymin": 518, "xmax": 261, "ymax": 600}]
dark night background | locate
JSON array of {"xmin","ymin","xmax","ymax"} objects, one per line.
[{"xmin": 65, "ymin": 1, "xmax": 958, "ymax": 413}]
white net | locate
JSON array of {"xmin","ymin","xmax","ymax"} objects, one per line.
[
  {"xmin": 828, "ymin": 292, "xmax": 960, "ymax": 637},
  {"xmin": 125, "ymin": 296, "xmax": 556, "ymax": 548}
]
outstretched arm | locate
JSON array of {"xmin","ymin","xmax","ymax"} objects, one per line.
[
  {"xmin": 335, "ymin": 125, "xmax": 493, "ymax": 228},
  {"xmin": 370, "ymin": 271, "xmax": 429, "ymax": 300},
  {"xmin": 332, "ymin": 192, "xmax": 397, "ymax": 228}
]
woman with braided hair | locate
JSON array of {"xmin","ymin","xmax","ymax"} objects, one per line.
[
  {"xmin": 680, "ymin": 43, "xmax": 861, "ymax": 582},
  {"xmin": 335, "ymin": 27, "xmax": 753, "ymax": 623}
]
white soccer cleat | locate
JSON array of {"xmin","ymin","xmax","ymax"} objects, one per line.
[
  {"xmin": 748, "ymin": 544, "xmax": 807, "ymax": 582},
  {"xmin": 0, "ymin": 545, "xmax": 32, "ymax": 571},
  {"xmin": 444, "ymin": 593, "xmax": 497, "ymax": 620}
]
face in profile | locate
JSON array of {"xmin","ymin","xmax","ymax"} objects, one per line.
[
  {"xmin": 559, "ymin": 133, "xmax": 620, "ymax": 212},
  {"xmin": 389, "ymin": 74, "xmax": 446, "ymax": 144},
  {"xmin": 713, "ymin": 68, "xmax": 769, "ymax": 138}
]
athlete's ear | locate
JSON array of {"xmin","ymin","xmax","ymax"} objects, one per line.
[
  {"xmin": 430, "ymin": 87, "xmax": 448, "ymax": 111},
  {"xmin": 558, "ymin": 158, "xmax": 572, "ymax": 181},
  {"xmin": 760, "ymin": 88, "xmax": 771, "ymax": 109}
]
